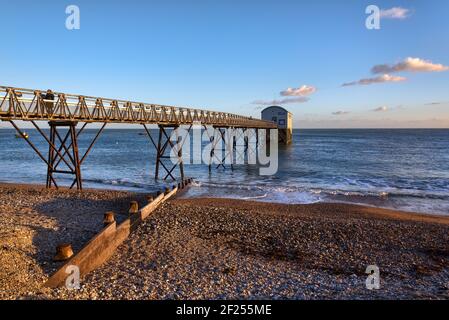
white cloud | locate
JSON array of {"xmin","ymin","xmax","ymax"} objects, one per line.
[
  {"xmin": 280, "ymin": 85, "xmax": 317, "ymax": 97},
  {"xmin": 372, "ymin": 106, "xmax": 389, "ymax": 112},
  {"xmin": 252, "ymin": 97, "xmax": 309, "ymax": 106},
  {"xmin": 332, "ymin": 111, "xmax": 350, "ymax": 115},
  {"xmin": 372, "ymin": 57, "xmax": 449, "ymax": 74},
  {"xmin": 380, "ymin": 7, "xmax": 411, "ymax": 20},
  {"xmin": 342, "ymin": 74, "xmax": 406, "ymax": 87}
]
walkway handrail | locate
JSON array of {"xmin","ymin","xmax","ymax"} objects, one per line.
[{"xmin": 0, "ymin": 86, "xmax": 277, "ymax": 129}]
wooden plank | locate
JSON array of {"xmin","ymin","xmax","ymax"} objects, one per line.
[
  {"xmin": 44, "ymin": 186, "xmax": 181, "ymax": 288},
  {"xmin": 45, "ymin": 222, "xmax": 117, "ymax": 288},
  {"xmin": 140, "ymin": 193, "xmax": 164, "ymax": 220}
]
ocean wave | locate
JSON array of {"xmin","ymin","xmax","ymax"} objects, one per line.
[
  {"xmin": 79, "ymin": 177, "xmax": 170, "ymax": 191},
  {"xmin": 188, "ymin": 180, "xmax": 449, "ymax": 201},
  {"xmin": 83, "ymin": 178, "xmax": 148, "ymax": 189},
  {"xmin": 241, "ymin": 193, "xmax": 268, "ymax": 200}
]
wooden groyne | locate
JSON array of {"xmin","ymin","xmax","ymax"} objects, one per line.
[{"xmin": 45, "ymin": 179, "xmax": 193, "ymax": 288}]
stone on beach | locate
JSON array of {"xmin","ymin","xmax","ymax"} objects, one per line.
[
  {"xmin": 46, "ymin": 198, "xmax": 449, "ymax": 300},
  {"xmin": 0, "ymin": 184, "xmax": 448, "ymax": 300}
]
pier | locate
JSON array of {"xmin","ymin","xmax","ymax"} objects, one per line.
[{"xmin": 0, "ymin": 86, "xmax": 277, "ymax": 190}]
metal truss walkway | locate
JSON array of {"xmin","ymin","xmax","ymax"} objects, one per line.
[{"xmin": 0, "ymin": 86, "xmax": 276, "ymax": 190}]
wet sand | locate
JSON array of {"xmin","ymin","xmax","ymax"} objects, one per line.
[{"xmin": 0, "ymin": 183, "xmax": 448, "ymax": 300}]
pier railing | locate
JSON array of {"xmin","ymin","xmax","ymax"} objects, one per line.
[
  {"xmin": 0, "ymin": 86, "xmax": 276, "ymax": 129},
  {"xmin": 0, "ymin": 85, "xmax": 277, "ymax": 190}
]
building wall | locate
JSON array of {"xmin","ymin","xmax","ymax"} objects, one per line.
[
  {"xmin": 261, "ymin": 106, "xmax": 288, "ymax": 129},
  {"xmin": 261, "ymin": 106, "xmax": 293, "ymax": 144}
]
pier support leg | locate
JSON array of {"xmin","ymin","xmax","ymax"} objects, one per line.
[
  {"xmin": 215, "ymin": 127, "xmax": 227, "ymax": 170},
  {"xmin": 256, "ymin": 128, "xmax": 259, "ymax": 150},
  {"xmin": 204, "ymin": 125, "xmax": 214, "ymax": 173},
  {"xmin": 205, "ymin": 126, "xmax": 234, "ymax": 171},
  {"xmin": 144, "ymin": 125, "xmax": 191, "ymax": 181},
  {"xmin": 9, "ymin": 120, "xmax": 105, "ymax": 190},
  {"xmin": 234, "ymin": 127, "xmax": 247, "ymax": 164},
  {"xmin": 247, "ymin": 128, "xmax": 258, "ymax": 165},
  {"xmin": 46, "ymin": 121, "xmax": 82, "ymax": 190}
]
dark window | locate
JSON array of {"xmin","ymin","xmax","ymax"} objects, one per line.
[
  {"xmin": 279, "ymin": 119, "xmax": 285, "ymax": 126},
  {"xmin": 272, "ymin": 116, "xmax": 277, "ymax": 122}
]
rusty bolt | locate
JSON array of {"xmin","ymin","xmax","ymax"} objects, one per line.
[
  {"xmin": 129, "ymin": 201, "xmax": 139, "ymax": 215},
  {"xmin": 103, "ymin": 211, "xmax": 115, "ymax": 225},
  {"xmin": 53, "ymin": 243, "xmax": 74, "ymax": 261},
  {"xmin": 164, "ymin": 187, "xmax": 170, "ymax": 195}
]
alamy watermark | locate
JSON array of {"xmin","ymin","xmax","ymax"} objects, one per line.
[
  {"xmin": 66, "ymin": 5, "xmax": 80, "ymax": 30},
  {"xmin": 64, "ymin": 5, "xmax": 383, "ymax": 31},
  {"xmin": 365, "ymin": 5, "xmax": 380, "ymax": 30},
  {"xmin": 165, "ymin": 125, "xmax": 279, "ymax": 176},
  {"xmin": 365, "ymin": 265, "xmax": 381, "ymax": 290},
  {"xmin": 65, "ymin": 265, "xmax": 80, "ymax": 290}
]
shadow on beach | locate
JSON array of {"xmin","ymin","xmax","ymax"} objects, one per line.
[
  {"xmin": 30, "ymin": 190, "xmax": 149, "ymax": 275},
  {"xmin": 0, "ymin": 183, "xmax": 147, "ymax": 274}
]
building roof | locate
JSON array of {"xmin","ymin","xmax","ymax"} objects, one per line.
[{"xmin": 261, "ymin": 105, "xmax": 292, "ymax": 114}]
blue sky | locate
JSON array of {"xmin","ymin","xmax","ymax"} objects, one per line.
[{"xmin": 1, "ymin": 0, "xmax": 449, "ymax": 128}]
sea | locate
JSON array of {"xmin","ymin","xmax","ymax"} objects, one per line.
[{"xmin": 0, "ymin": 128, "xmax": 448, "ymax": 215}]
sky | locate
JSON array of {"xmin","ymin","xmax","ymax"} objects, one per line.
[{"xmin": 1, "ymin": 0, "xmax": 449, "ymax": 128}]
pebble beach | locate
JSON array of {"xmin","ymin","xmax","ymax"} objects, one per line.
[
  {"xmin": 0, "ymin": 183, "xmax": 147, "ymax": 299},
  {"xmin": 0, "ymin": 183, "xmax": 448, "ymax": 300}
]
